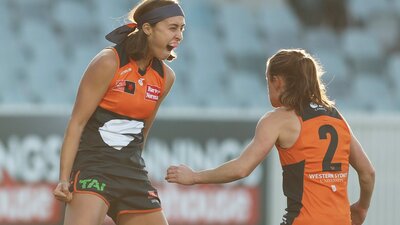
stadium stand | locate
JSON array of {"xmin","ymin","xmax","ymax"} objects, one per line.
[{"xmin": 0, "ymin": 0, "xmax": 399, "ymax": 111}]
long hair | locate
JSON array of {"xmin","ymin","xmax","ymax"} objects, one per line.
[
  {"xmin": 124, "ymin": 0, "xmax": 180, "ymax": 61},
  {"xmin": 267, "ymin": 49, "xmax": 334, "ymax": 115}
]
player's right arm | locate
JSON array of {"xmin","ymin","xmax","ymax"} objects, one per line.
[
  {"xmin": 348, "ymin": 130, "xmax": 375, "ymax": 225},
  {"xmin": 165, "ymin": 110, "xmax": 282, "ymax": 185},
  {"xmin": 53, "ymin": 49, "xmax": 117, "ymax": 202}
]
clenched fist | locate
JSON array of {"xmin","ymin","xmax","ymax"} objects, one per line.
[
  {"xmin": 53, "ymin": 181, "xmax": 73, "ymax": 202},
  {"xmin": 165, "ymin": 164, "xmax": 196, "ymax": 185}
]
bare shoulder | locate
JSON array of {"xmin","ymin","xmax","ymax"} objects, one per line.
[
  {"xmin": 260, "ymin": 107, "xmax": 295, "ymax": 122},
  {"xmin": 79, "ymin": 48, "xmax": 118, "ymax": 89},
  {"xmin": 257, "ymin": 107, "xmax": 298, "ymax": 132},
  {"xmin": 252, "ymin": 109, "xmax": 286, "ymax": 145},
  {"xmin": 257, "ymin": 107, "xmax": 300, "ymax": 148},
  {"xmin": 257, "ymin": 109, "xmax": 283, "ymax": 128},
  {"xmin": 90, "ymin": 48, "xmax": 118, "ymax": 69},
  {"xmin": 161, "ymin": 62, "xmax": 176, "ymax": 96},
  {"xmin": 82, "ymin": 48, "xmax": 118, "ymax": 82},
  {"xmin": 162, "ymin": 62, "xmax": 176, "ymax": 82}
]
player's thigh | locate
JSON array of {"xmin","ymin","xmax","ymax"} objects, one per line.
[
  {"xmin": 117, "ymin": 210, "xmax": 168, "ymax": 225},
  {"xmin": 64, "ymin": 193, "xmax": 109, "ymax": 225}
]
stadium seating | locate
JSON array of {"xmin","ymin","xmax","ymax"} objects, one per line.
[
  {"xmin": 351, "ymin": 74, "xmax": 396, "ymax": 111},
  {"xmin": 0, "ymin": 0, "xmax": 399, "ymax": 112}
]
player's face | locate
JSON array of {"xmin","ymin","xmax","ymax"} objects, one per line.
[{"xmin": 147, "ymin": 16, "xmax": 185, "ymax": 60}]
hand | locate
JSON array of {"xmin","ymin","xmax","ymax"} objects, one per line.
[
  {"xmin": 165, "ymin": 164, "xmax": 196, "ymax": 185},
  {"xmin": 53, "ymin": 181, "xmax": 73, "ymax": 203},
  {"xmin": 350, "ymin": 201, "xmax": 368, "ymax": 225}
]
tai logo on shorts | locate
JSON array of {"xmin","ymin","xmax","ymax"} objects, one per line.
[{"xmin": 79, "ymin": 178, "xmax": 106, "ymax": 191}]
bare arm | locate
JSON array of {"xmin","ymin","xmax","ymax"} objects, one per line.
[
  {"xmin": 349, "ymin": 131, "xmax": 375, "ymax": 225},
  {"xmin": 166, "ymin": 111, "xmax": 281, "ymax": 185},
  {"xmin": 142, "ymin": 64, "xmax": 175, "ymax": 148},
  {"xmin": 53, "ymin": 49, "xmax": 117, "ymax": 202}
]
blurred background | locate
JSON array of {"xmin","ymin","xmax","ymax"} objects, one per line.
[{"xmin": 0, "ymin": 0, "xmax": 399, "ymax": 224}]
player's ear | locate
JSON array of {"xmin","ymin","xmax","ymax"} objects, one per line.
[{"xmin": 142, "ymin": 23, "xmax": 152, "ymax": 36}]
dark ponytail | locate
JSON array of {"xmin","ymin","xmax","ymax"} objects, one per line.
[{"xmin": 267, "ymin": 49, "xmax": 334, "ymax": 115}]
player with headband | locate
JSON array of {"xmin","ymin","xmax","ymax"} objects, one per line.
[{"xmin": 53, "ymin": 1, "xmax": 185, "ymax": 224}]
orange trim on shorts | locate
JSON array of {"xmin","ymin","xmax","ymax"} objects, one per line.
[
  {"xmin": 72, "ymin": 170, "xmax": 110, "ymax": 207},
  {"xmin": 117, "ymin": 208, "xmax": 162, "ymax": 220}
]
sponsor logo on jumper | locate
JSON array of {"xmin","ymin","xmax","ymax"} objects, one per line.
[
  {"xmin": 138, "ymin": 78, "xmax": 145, "ymax": 86},
  {"xmin": 99, "ymin": 119, "xmax": 144, "ymax": 150},
  {"xmin": 310, "ymin": 102, "xmax": 327, "ymax": 111},
  {"xmin": 120, "ymin": 67, "xmax": 132, "ymax": 76},
  {"xmin": 79, "ymin": 178, "xmax": 106, "ymax": 191},
  {"xmin": 145, "ymin": 85, "xmax": 161, "ymax": 101},
  {"xmin": 113, "ymin": 80, "xmax": 136, "ymax": 94},
  {"xmin": 308, "ymin": 172, "xmax": 348, "ymax": 183}
]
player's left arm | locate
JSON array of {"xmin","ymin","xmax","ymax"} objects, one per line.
[
  {"xmin": 348, "ymin": 130, "xmax": 375, "ymax": 225},
  {"xmin": 166, "ymin": 111, "xmax": 281, "ymax": 185},
  {"xmin": 340, "ymin": 114, "xmax": 375, "ymax": 225},
  {"xmin": 142, "ymin": 64, "xmax": 175, "ymax": 148}
]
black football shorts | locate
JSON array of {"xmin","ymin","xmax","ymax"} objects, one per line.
[{"xmin": 69, "ymin": 149, "xmax": 162, "ymax": 222}]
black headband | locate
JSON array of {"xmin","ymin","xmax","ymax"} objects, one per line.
[
  {"xmin": 137, "ymin": 4, "xmax": 185, "ymax": 29},
  {"xmin": 105, "ymin": 23, "xmax": 137, "ymax": 44},
  {"xmin": 105, "ymin": 3, "xmax": 184, "ymax": 45}
]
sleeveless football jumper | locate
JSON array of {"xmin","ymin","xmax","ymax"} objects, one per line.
[
  {"xmin": 69, "ymin": 43, "xmax": 167, "ymax": 222},
  {"xmin": 277, "ymin": 103, "xmax": 352, "ymax": 225}
]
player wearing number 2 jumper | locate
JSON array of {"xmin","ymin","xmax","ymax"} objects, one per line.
[{"xmin": 166, "ymin": 49, "xmax": 375, "ymax": 225}]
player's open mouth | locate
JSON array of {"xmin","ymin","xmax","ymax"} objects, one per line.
[{"xmin": 167, "ymin": 43, "xmax": 178, "ymax": 51}]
